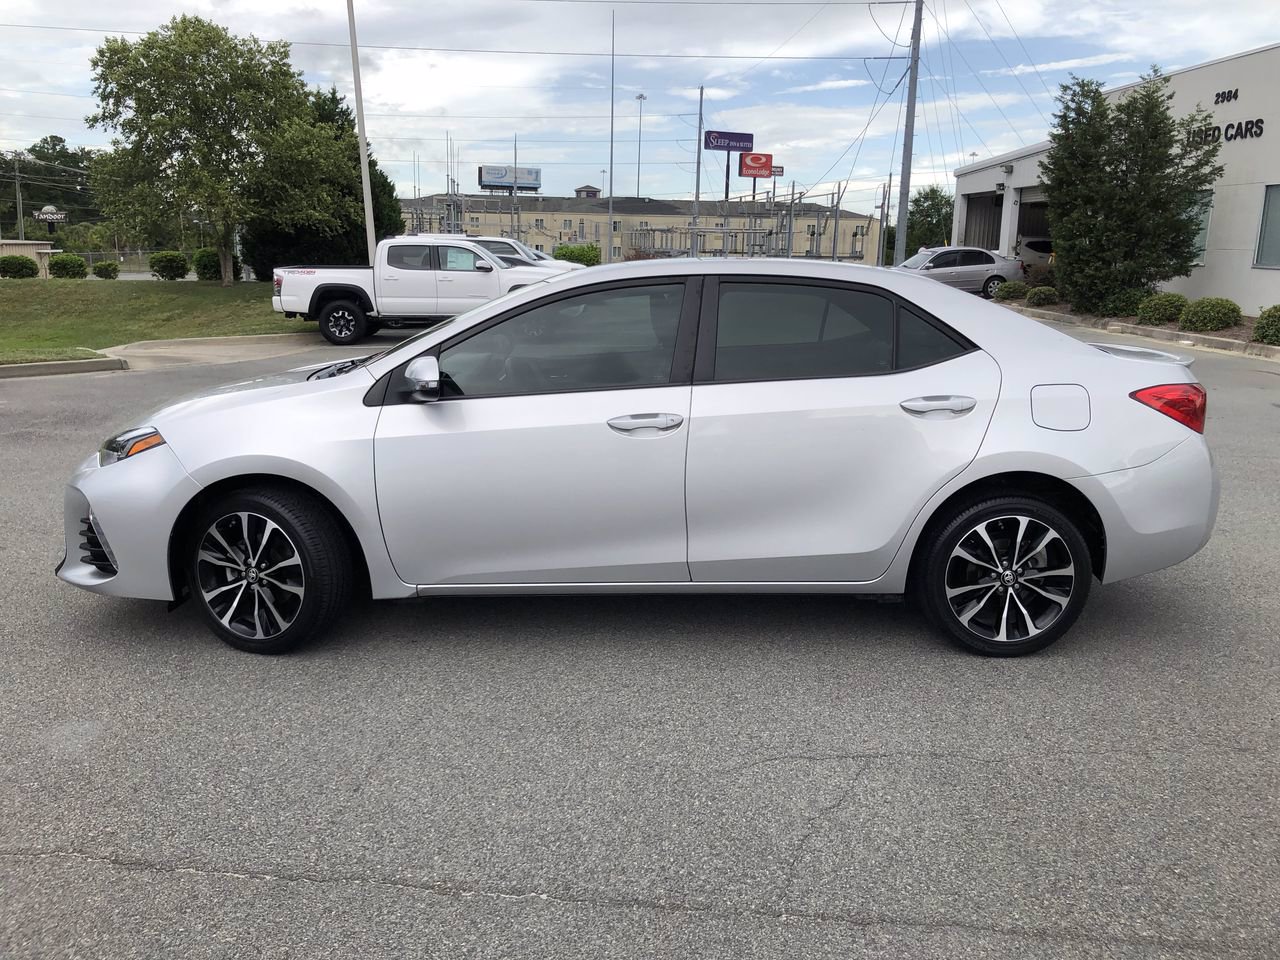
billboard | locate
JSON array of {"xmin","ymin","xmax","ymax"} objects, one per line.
[
  {"xmin": 478, "ymin": 165, "xmax": 542, "ymax": 191},
  {"xmin": 704, "ymin": 130, "xmax": 754, "ymax": 152},
  {"xmin": 738, "ymin": 152, "xmax": 774, "ymax": 178}
]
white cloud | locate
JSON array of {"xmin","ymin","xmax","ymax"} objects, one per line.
[
  {"xmin": 777, "ymin": 79, "xmax": 871, "ymax": 94},
  {"xmin": 981, "ymin": 53, "xmax": 1134, "ymax": 78}
]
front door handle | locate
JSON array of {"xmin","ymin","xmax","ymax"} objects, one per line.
[
  {"xmin": 438, "ymin": 276, "xmax": 454, "ymax": 282},
  {"xmin": 900, "ymin": 395, "xmax": 977, "ymax": 416},
  {"xmin": 607, "ymin": 412, "xmax": 684, "ymax": 434}
]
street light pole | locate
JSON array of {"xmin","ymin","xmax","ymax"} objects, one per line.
[
  {"xmin": 635, "ymin": 93, "xmax": 647, "ymax": 197},
  {"xmin": 346, "ymin": 0, "xmax": 378, "ymax": 267},
  {"xmin": 606, "ymin": 10, "xmax": 615, "ymax": 263}
]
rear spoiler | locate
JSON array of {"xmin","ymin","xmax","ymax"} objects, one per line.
[{"xmin": 1087, "ymin": 342, "xmax": 1194, "ymax": 366}]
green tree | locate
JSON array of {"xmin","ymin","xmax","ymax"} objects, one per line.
[
  {"xmin": 239, "ymin": 87, "xmax": 401, "ymax": 280},
  {"xmin": 88, "ymin": 16, "xmax": 355, "ymax": 285},
  {"xmin": 904, "ymin": 185, "xmax": 954, "ymax": 254},
  {"xmin": 1041, "ymin": 70, "xmax": 1223, "ymax": 311}
]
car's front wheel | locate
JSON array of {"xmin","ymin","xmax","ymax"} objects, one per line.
[
  {"xmin": 318, "ymin": 300, "xmax": 368, "ymax": 345},
  {"xmin": 982, "ymin": 275, "xmax": 1005, "ymax": 299},
  {"xmin": 188, "ymin": 487, "xmax": 352, "ymax": 654},
  {"xmin": 917, "ymin": 496, "xmax": 1092, "ymax": 656}
]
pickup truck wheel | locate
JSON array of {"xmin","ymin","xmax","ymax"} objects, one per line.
[{"xmin": 319, "ymin": 300, "xmax": 368, "ymax": 345}]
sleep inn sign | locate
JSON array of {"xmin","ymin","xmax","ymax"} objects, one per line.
[{"xmin": 950, "ymin": 42, "xmax": 1280, "ymax": 311}]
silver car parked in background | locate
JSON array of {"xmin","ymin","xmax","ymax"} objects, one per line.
[
  {"xmin": 897, "ymin": 245, "xmax": 1025, "ymax": 299},
  {"xmin": 58, "ymin": 259, "xmax": 1217, "ymax": 658}
]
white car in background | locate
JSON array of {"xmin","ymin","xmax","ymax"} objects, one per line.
[
  {"xmin": 271, "ymin": 237, "xmax": 561, "ymax": 344},
  {"xmin": 62, "ymin": 259, "xmax": 1216, "ymax": 658},
  {"xmin": 428, "ymin": 235, "xmax": 586, "ymax": 272}
]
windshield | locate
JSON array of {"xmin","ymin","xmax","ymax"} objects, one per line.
[{"xmin": 900, "ymin": 251, "xmax": 934, "ymax": 269}]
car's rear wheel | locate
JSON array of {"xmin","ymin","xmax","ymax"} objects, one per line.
[
  {"xmin": 188, "ymin": 487, "xmax": 351, "ymax": 654},
  {"xmin": 982, "ymin": 275, "xmax": 1005, "ymax": 299},
  {"xmin": 917, "ymin": 496, "xmax": 1092, "ymax": 656},
  {"xmin": 318, "ymin": 300, "xmax": 368, "ymax": 345}
]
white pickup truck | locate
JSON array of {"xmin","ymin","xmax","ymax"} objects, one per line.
[{"xmin": 272, "ymin": 236, "xmax": 562, "ymax": 345}]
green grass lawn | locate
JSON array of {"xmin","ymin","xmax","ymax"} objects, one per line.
[{"xmin": 0, "ymin": 279, "xmax": 312, "ymax": 363}]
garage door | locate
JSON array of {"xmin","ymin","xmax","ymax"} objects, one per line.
[
  {"xmin": 1020, "ymin": 185, "xmax": 1047, "ymax": 204},
  {"xmin": 963, "ymin": 193, "xmax": 1002, "ymax": 250}
]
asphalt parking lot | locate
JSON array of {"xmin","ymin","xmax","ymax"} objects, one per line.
[{"xmin": 2, "ymin": 325, "xmax": 1278, "ymax": 959}]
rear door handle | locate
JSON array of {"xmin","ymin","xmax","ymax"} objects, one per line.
[
  {"xmin": 607, "ymin": 413, "xmax": 684, "ymax": 434},
  {"xmin": 900, "ymin": 395, "xmax": 977, "ymax": 416}
]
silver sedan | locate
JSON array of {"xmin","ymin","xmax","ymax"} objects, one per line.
[
  {"xmin": 58, "ymin": 259, "xmax": 1217, "ymax": 657},
  {"xmin": 896, "ymin": 245, "xmax": 1025, "ymax": 298}
]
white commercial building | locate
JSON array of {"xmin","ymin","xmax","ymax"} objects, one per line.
[{"xmin": 951, "ymin": 43, "xmax": 1280, "ymax": 312}]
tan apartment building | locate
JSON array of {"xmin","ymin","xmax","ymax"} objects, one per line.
[{"xmin": 401, "ymin": 187, "xmax": 881, "ymax": 263}]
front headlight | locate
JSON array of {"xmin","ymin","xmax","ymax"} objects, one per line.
[{"xmin": 99, "ymin": 426, "xmax": 165, "ymax": 466}]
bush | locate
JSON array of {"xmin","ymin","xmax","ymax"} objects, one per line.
[
  {"xmin": 553, "ymin": 244, "xmax": 601, "ymax": 267},
  {"xmin": 149, "ymin": 250, "xmax": 189, "ymax": 281},
  {"xmin": 1098, "ymin": 288, "xmax": 1151, "ymax": 317},
  {"xmin": 92, "ymin": 260, "xmax": 120, "ymax": 280},
  {"xmin": 1179, "ymin": 297, "xmax": 1242, "ymax": 332},
  {"xmin": 1025, "ymin": 286, "xmax": 1059, "ymax": 307},
  {"xmin": 192, "ymin": 247, "xmax": 221, "ymax": 281},
  {"xmin": 1254, "ymin": 305, "xmax": 1280, "ymax": 345},
  {"xmin": 0, "ymin": 254, "xmax": 40, "ymax": 278},
  {"xmin": 192, "ymin": 247, "xmax": 242, "ymax": 282},
  {"xmin": 1135, "ymin": 292, "xmax": 1188, "ymax": 326},
  {"xmin": 1025, "ymin": 263, "xmax": 1055, "ymax": 288},
  {"xmin": 992, "ymin": 280, "xmax": 1029, "ymax": 301},
  {"xmin": 48, "ymin": 253, "xmax": 88, "ymax": 279}
]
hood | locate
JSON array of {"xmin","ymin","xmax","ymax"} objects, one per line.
[{"xmin": 136, "ymin": 363, "xmax": 375, "ymax": 431}]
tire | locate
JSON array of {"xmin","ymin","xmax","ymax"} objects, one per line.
[
  {"xmin": 982, "ymin": 275, "xmax": 1005, "ymax": 299},
  {"xmin": 318, "ymin": 299, "xmax": 368, "ymax": 345},
  {"xmin": 916, "ymin": 496, "xmax": 1092, "ymax": 657},
  {"xmin": 187, "ymin": 486, "xmax": 352, "ymax": 654}
]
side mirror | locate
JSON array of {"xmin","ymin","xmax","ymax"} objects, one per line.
[
  {"xmin": 921, "ymin": 262, "xmax": 935, "ymax": 271},
  {"xmin": 475, "ymin": 260, "xmax": 494, "ymax": 272},
  {"xmin": 405, "ymin": 355, "xmax": 441, "ymax": 402}
]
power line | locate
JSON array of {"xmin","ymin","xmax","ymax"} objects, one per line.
[
  {"xmin": 802, "ymin": 0, "xmax": 909, "ymax": 195},
  {"xmin": 919, "ymin": 49, "xmax": 991, "ymax": 155},
  {"xmin": 721, "ymin": 2, "xmax": 832, "ymax": 84},
  {"xmin": 0, "ymin": 23, "xmax": 908, "ymax": 60},
  {"xmin": 923, "ymin": 3, "xmax": 1024, "ymax": 145},
  {"xmin": 960, "ymin": 0, "xmax": 1046, "ymax": 125},
  {"xmin": 991, "ymin": 0, "xmax": 1053, "ymax": 96}
]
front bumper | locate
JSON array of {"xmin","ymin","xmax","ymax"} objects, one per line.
[
  {"xmin": 1070, "ymin": 435, "xmax": 1219, "ymax": 584},
  {"xmin": 56, "ymin": 445, "xmax": 203, "ymax": 601}
]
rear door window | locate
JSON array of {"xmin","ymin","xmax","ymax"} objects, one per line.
[
  {"xmin": 958, "ymin": 250, "xmax": 994, "ymax": 266},
  {"xmin": 712, "ymin": 282, "xmax": 894, "ymax": 381}
]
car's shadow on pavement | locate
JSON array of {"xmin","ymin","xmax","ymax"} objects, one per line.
[{"xmin": 69, "ymin": 574, "xmax": 1209, "ymax": 666}]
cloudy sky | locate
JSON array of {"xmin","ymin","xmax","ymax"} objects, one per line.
[{"xmin": 2, "ymin": 0, "xmax": 1278, "ymax": 217}]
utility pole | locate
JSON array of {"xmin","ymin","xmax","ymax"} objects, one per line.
[
  {"xmin": 892, "ymin": 0, "xmax": 923, "ymax": 267},
  {"xmin": 786, "ymin": 181, "xmax": 796, "ymax": 257},
  {"xmin": 878, "ymin": 170, "xmax": 893, "ymax": 266},
  {"xmin": 635, "ymin": 93, "xmax": 646, "ymax": 197},
  {"xmin": 346, "ymin": 0, "xmax": 377, "ymax": 265},
  {"xmin": 692, "ymin": 85, "xmax": 704, "ymax": 257},
  {"xmin": 14, "ymin": 154, "xmax": 24, "ymax": 241},
  {"xmin": 832, "ymin": 181, "xmax": 844, "ymax": 261},
  {"xmin": 511, "ymin": 134, "xmax": 518, "ymax": 239},
  {"xmin": 606, "ymin": 10, "xmax": 615, "ymax": 263}
]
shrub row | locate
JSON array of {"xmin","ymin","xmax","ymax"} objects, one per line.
[{"xmin": 993, "ymin": 280, "xmax": 1029, "ymax": 301}]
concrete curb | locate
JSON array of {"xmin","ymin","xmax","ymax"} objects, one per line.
[
  {"xmin": 105, "ymin": 332, "xmax": 315, "ymax": 352},
  {"xmin": 0, "ymin": 356, "xmax": 129, "ymax": 379},
  {"xmin": 1002, "ymin": 303, "xmax": 1280, "ymax": 362}
]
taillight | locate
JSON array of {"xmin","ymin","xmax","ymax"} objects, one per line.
[
  {"xmin": 1130, "ymin": 383, "xmax": 1207, "ymax": 433},
  {"xmin": 272, "ymin": 272, "xmax": 282, "ymax": 296}
]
